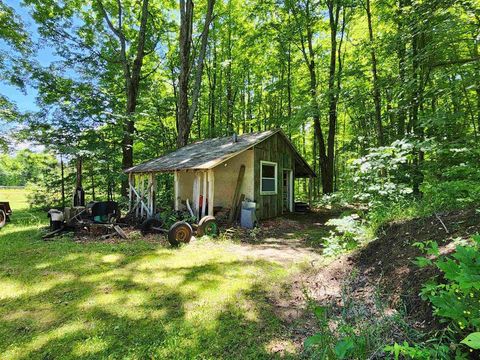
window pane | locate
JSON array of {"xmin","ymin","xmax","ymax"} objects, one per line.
[
  {"xmin": 262, "ymin": 164, "xmax": 275, "ymax": 178},
  {"xmin": 262, "ymin": 178, "xmax": 275, "ymax": 192}
]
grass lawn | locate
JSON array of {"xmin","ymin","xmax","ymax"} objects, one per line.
[{"xmin": 0, "ymin": 189, "xmax": 307, "ymax": 359}]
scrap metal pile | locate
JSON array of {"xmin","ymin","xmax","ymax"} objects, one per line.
[
  {"xmin": 43, "ymin": 157, "xmax": 126, "ymax": 240},
  {"xmin": 44, "ymin": 200, "xmax": 125, "ymax": 240}
]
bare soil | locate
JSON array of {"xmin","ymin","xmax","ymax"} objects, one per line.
[{"xmin": 237, "ymin": 207, "xmax": 480, "ymax": 350}]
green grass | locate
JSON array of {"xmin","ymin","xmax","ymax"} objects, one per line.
[{"xmin": 0, "ymin": 189, "xmax": 299, "ymax": 359}]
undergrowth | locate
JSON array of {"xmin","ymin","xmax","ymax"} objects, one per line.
[
  {"xmin": 303, "ymin": 272, "xmax": 423, "ymax": 359},
  {"xmin": 386, "ymin": 235, "xmax": 480, "ymax": 359}
]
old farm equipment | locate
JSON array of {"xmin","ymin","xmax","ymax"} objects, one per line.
[
  {"xmin": 44, "ymin": 200, "xmax": 124, "ymax": 240},
  {"xmin": 140, "ymin": 214, "xmax": 219, "ymax": 246},
  {"xmin": 127, "ymin": 169, "xmax": 219, "ymax": 246},
  {"xmin": 43, "ymin": 157, "xmax": 125, "ymax": 240},
  {"xmin": 0, "ymin": 202, "xmax": 12, "ymax": 229}
]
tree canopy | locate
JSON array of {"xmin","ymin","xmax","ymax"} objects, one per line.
[{"xmin": 0, "ymin": 0, "xmax": 478, "ymax": 205}]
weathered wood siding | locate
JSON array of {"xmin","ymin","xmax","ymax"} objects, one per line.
[{"xmin": 253, "ymin": 132, "xmax": 295, "ymax": 219}]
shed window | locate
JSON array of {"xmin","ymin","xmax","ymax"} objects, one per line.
[{"xmin": 260, "ymin": 161, "xmax": 277, "ymax": 195}]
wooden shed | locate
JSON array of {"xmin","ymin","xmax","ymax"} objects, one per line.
[{"xmin": 125, "ymin": 129, "xmax": 316, "ymax": 220}]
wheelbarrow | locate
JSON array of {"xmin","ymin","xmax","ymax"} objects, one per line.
[
  {"xmin": 140, "ymin": 215, "xmax": 219, "ymax": 246},
  {"xmin": 0, "ymin": 202, "xmax": 12, "ymax": 229}
]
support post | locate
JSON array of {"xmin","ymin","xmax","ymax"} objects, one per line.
[
  {"xmin": 174, "ymin": 171, "xmax": 180, "ymax": 211},
  {"xmin": 202, "ymin": 171, "xmax": 207, "ymax": 218},
  {"xmin": 290, "ymin": 171, "xmax": 294, "ymax": 212},
  {"xmin": 147, "ymin": 173, "xmax": 154, "ymax": 217},
  {"xmin": 152, "ymin": 174, "xmax": 157, "ymax": 215},
  {"xmin": 208, "ymin": 169, "xmax": 214, "ymax": 216},
  {"xmin": 135, "ymin": 174, "xmax": 140, "ymax": 218},
  {"xmin": 140, "ymin": 174, "xmax": 145, "ymax": 218},
  {"xmin": 193, "ymin": 172, "xmax": 201, "ymax": 219},
  {"xmin": 128, "ymin": 172, "xmax": 133, "ymax": 212}
]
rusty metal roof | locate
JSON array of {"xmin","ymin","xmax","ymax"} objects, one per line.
[{"xmin": 125, "ymin": 129, "xmax": 315, "ymax": 177}]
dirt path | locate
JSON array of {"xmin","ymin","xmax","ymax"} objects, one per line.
[
  {"xmin": 228, "ymin": 210, "xmax": 340, "ymax": 264},
  {"xmin": 233, "ymin": 235, "xmax": 324, "ymax": 264}
]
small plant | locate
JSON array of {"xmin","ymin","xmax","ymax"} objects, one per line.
[
  {"xmin": 384, "ymin": 341, "xmax": 451, "ymax": 360},
  {"xmin": 304, "ymin": 274, "xmax": 418, "ymax": 359},
  {"xmin": 406, "ymin": 235, "xmax": 480, "ymax": 357},
  {"xmin": 248, "ymin": 226, "xmax": 261, "ymax": 242},
  {"xmin": 321, "ymin": 214, "xmax": 369, "ymax": 256}
]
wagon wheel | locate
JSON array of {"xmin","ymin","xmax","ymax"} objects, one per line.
[
  {"xmin": 140, "ymin": 218, "xmax": 164, "ymax": 235},
  {"xmin": 168, "ymin": 221, "xmax": 192, "ymax": 246},
  {"xmin": 197, "ymin": 216, "xmax": 219, "ymax": 237},
  {"xmin": 0, "ymin": 210, "xmax": 6, "ymax": 229}
]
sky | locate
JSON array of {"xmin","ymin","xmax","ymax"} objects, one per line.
[
  {"xmin": 0, "ymin": 0, "xmax": 60, "ymax": 149},
  {"xmin": 1, "ymin": 0, "xmax": 59, "ymax": 113}
]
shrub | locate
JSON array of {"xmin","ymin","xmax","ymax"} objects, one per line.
[
  {"xmin": 419, "ymin": 236, "xmax": 480, "ymax": 351},
  {"xmin": 321, "ymin": 214, "xmax": 369, "ymax": 256},
  {"xmin": 388, "ymin": 235, "xmax": 480, "ymax": 358}
]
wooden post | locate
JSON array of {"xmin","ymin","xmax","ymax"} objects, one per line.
[
  {"xmin": 152, "ymin": 174, "xmax": 157, "ymax": 215},
  {"xmin": 135, "ymin": 174, "xmax": 140, "ymax": 218},
  {"xmin": 128, "ymin": 172, "xmax": 133, "ymax": 212},
  {"xmin": 174, "ymin": 171, "xmax": 179, "ymax": 211},
  {"xmin": 140, "ymin": 174, "xmax": 145, "ymax": 218},
  {"xmin": 208, "ymin": 169, "xmax": 214, "ymax": 216},
  {"xmin": 290, "ymin": 170, "xmax": 294, "ymax": 212},
  {"xmin": 193, "ymin": 172, "xmax": 201, "ymax": 219},
  {"xmin": 147, "ymin": 173, "xmax": 153, "ymax": 217},
  {"xmin": 202, "ymin": 171, "xmax": 207, "ymax": 218}
]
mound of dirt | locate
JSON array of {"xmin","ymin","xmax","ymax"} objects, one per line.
[
  {"xmin": 273, "ymin": 207, "xmax": 480, "ymax": 348},
  {"xmin": 356, "ymin": 208, "xmax": 480, "ymax": 327}
]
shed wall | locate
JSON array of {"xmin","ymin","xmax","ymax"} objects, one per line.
[
  {"xmin": 176, "ymin": 170, "xmax": 195, "ymax": 209},
  {"xmin": 253, "ymin": 132, "xmax": 296, "ymax": 219},
  {"xmin": 213, "ymin": 149, "xmax": 254, "ymax": 207}
]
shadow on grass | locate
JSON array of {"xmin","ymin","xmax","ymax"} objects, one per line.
[{"xmin": 0, "ymin": 220, "xmax": 295, "ymax": 359}]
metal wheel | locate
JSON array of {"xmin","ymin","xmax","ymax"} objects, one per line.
[
  {"xmin": 168, "ymin": 221, "xmax": 192, "ymax": 246},
  {"xmin": 197, "ymin": 216, "xmax": 219, "ymax": 237},
  {"xmin": 0, "ymin": 210, "xmax": 6, "ymax": 229}
]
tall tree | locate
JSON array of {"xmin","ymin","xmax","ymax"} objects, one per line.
[
  {"xmin": 364, "ymin": 0, "xmax": 383, "ymax": 146},
  {"xmin": 97, "ymin": 0, "xmax": 151, "ymax": 196},
  {"xmin": 177, "ymin": 0, "xmax": 216, "ymax": 148}
]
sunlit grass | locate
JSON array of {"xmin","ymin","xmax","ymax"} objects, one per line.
[{"xmin": 0, "ymin": 189, "xmax": 300, "ymax": 359}]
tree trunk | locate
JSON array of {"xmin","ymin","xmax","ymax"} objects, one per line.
[
  {"xmin": 177, "ymin": 0, "xmax": 216, "ymax": 147},
  {"xmin": 365, "ymin": 0, "xmax": 383, "ymax": 146},
  {"xmin": 177, "ymin": 0, "xmax": 193, "ymax": 148},
  {"xmin": 98, "ymin": 0, "xmax": 150, "ymax": 197},
  {"xmin": 60, "ymin": 155, "xmax": 65, "ymax": 208},
  {"xmin": 396, "ymin": 0, "xmax": 407, "ymax": 139},
  {"xmin": 324, "ymin": 1, "xmax": 341, "ymax": 194}
]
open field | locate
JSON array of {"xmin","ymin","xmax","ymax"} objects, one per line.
[{"xmin": 0, "ymin": 189, "xmax": 330, "ymax": 359}]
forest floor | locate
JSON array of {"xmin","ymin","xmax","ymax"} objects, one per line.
[
  {"xmin": 1, "ymin": 188, "xmax": 479, "ymax": 359},
  {"xmin": 263, "ymin": 207, "xmax": 480, "ymax": 355}
]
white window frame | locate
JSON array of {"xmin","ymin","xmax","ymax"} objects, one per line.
[{"xmin": 260, "ymin": 160, "xmax": 278, "ymax": 195}]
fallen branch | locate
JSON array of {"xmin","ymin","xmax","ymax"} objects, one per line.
[{"xmin": 435, "ymin": 213, "xmax": 449, "ymax": 234}]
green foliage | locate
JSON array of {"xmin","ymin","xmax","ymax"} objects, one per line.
[
  {"xmin": 304, "ymin": 273, "xmax": 420, "ymax": 359},
  {"xmin": 0, "ymin": 150, "xmax": 58, "ymax": 186},
  {"xmin": 350, "ymin": 139, "xmax": 414, "ymax": 205},
  {"xmin": 461, "ymin": 332, "xmax": 480, "ymax": 350},
  {"xmin": 406, "ymin": 235, "xmax": 480, "ymax": 357},
  {"xmin": 383, "ymin": 341, "xmax": 452, "ymax": 360},
  {"xmin": 320, "ymin": 214, "xmax": 369, "ymax": 256}
]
